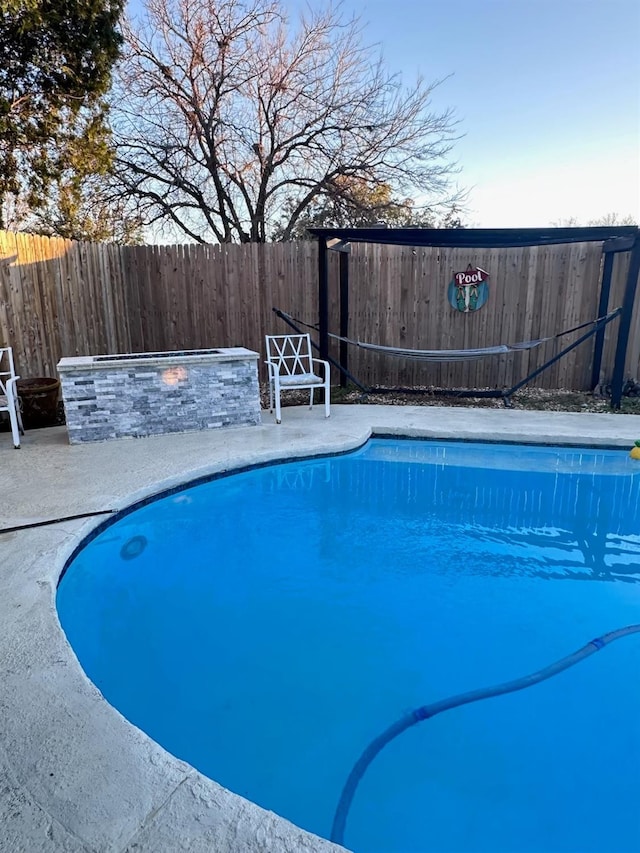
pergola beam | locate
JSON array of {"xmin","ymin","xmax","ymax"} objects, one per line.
[
  {"xmin": 327, "ymin": 238, "xmax": 351, "ymax": 253},
  {"xmin": 309, "ymin": 225, "xmax": 639, "ymax": 249}
]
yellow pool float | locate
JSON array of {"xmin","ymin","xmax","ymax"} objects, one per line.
[{"xmin": 630, "ymin": 441, "xmax": 640, "ymax": 460}]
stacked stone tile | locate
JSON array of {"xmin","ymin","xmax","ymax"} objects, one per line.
[{"xmin": 58, "ymin": 349, "xmax": 261, "ymax": 443}]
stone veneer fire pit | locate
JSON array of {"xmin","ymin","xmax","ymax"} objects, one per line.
[{"xmin": 58, "ymin": 348, "xmax": 261, "ymax": 444}]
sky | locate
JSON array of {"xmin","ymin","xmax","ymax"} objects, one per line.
[
  {"xmin": 126, "ymin": 0, "xmax": 640, "ymax": 229},
  {"xmin": 348, "ymin": 0, "xmax": 640, "ymax": 227}
]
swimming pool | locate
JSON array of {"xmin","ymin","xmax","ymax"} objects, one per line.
[{"xmin": 57, "ymin": 439, "xmax": 640, "ymax": 853}]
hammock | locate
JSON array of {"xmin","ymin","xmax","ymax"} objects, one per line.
[
  {"xmin": 345, "ymin": 339, "xmax": 536, "ymax": 362},
  {"xmin": 277, "ymin": 309, "xmax": 621, "ymax": 363}
]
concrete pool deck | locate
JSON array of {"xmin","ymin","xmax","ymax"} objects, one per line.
[{"xmin": 2, "ymin": 403, "xmax": 640, "ymax": 852}]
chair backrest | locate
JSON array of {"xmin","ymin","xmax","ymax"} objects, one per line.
[
  {"xmin": 0, "ymin": 347, "xmax": 17, "ymax": 396},
  {"xmin": 265, "ymin": 334, "xmax": 313, "ymax": 376}
]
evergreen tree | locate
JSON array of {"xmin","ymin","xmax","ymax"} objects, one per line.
[{"xmin": 0, "ymin": 0, "xmax": 124, "ymax": 231}]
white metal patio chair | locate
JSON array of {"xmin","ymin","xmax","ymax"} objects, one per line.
[
  {"xmin": 265, "ymin": 334, "xmax": 330, "ymax": 424},
  {"xmin": 0, "ymin": 347, "xmax": 24, "ymax": 449}
]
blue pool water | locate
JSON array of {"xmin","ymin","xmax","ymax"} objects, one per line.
[{"xmin": 57, "ymin": 439, "xmax": 640, "ymax": 853}]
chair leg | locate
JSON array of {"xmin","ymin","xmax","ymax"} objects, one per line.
[
  {"xmin": 309, "ymin": 387, "xmax": 314, "ymax": 410},
  {"xmin": 324, "ymin": 381, "xmax": 330, "ymax": 418},
  {"xmin": 9, "ymin": 404, "xmax": 20, "ymax": 448},
  {"xmin": 16, "ymin": 398, "xmax": 24, "ymax": 434},
  {"xmin": 268, "ymin": 381, "xmax": 273, "ymax": 414},
  {"xmin": 275, "ymin": 387, "xmax": 282, "ymax": 424}
]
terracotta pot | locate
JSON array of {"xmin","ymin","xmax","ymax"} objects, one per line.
[{"xmin": 16, "ymin": 377, "xmax": 61, "ymax": 427}]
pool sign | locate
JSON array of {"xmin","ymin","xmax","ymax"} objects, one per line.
[{"xmin": 448, "ymin": 265, "xmax": 490, "ymax": 313}]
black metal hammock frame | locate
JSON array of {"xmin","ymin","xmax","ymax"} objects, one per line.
[{"xmin": 272, "ymin": 307, "xmax": 622, "ymax": 403}]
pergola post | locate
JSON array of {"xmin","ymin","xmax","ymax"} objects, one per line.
[
  {"xmin": 339, "ymin": 252, "xmax": 349, "ymax": 388},
  {"xmin": 610, "ymin": 238, "xmax": 640, "ymax": 409},
  {"xmin": 590, "ymin": 250, "xmax": 615, "ymax": 391},
  {"xmin": 318, "ymin": 236, "xmax": 329, "ymax": 362}
]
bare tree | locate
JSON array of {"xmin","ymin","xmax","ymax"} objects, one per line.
[
  {"xmin": 113, "ymin": 0, "xmax": 461, "ymax": 243},
  {"xmin": 272, "ymin": 177, "xmax": 466, "ymax": 239},
  {"xmin": 587, "ymin": 213, "xmax": 637, "ymax": 227},
  {"xmin": 552, "ymin": 213, "xmax": 637, "ymax": 227}
]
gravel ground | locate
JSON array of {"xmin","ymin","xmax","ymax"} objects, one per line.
[{"xmin": 260, "ymin": 383, "xmax": 640, "ymax": 415}]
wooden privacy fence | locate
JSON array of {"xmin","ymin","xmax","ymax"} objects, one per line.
[
  {"xmin": 0, "ymin": 229, "xmax": 638, "ymax": 391},
  {"xmin": 345, "ymin": 241, "xmax": 636, "ymax": 391}
]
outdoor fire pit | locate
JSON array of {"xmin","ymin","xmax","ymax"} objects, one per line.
[{"xmin": 57, "ymin": 347, "xmax": 260, "ymax": 443}]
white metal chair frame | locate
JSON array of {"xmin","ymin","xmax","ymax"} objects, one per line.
[
  {"xmin": 265, "ymin": 334, "xmax": 330, "ymax": 424},
  {"xmin": 0, "ymin": 347, "xmax": 24, "ymax": 449}
]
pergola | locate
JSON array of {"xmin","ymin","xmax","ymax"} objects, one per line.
[{"xmin": 303, "ymin": 225, "xmax": 640, "ymax": 408}]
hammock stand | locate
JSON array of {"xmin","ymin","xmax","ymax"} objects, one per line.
[
  {"xmin": 305, "ymin": 226, "xmax": 640, "ymax": 408},
  {"xmin": 273, "ymin": 307, "xmax": 621, "ymax": 406}
]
